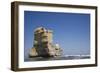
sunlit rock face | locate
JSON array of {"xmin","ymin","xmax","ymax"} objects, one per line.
[{"xmin": 29, "ymin": 27, "xmax": 63, "ymax": 58}]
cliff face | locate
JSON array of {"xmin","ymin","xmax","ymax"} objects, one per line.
[
  {"xmin": 29, "ymin": 27, "xmax": 63, "ymax": 58},
  {"xmin": 29, "ymin": 48, "xmax": 38, "ymax": 57}
]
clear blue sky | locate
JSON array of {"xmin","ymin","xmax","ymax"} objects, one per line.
[{"xmin": 24, "ymin": 11, "xmax": 90, "ymax": 59}]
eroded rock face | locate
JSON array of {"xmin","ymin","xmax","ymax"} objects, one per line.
[{"xmin": 29, "ymin": 27, "xmax": 63, "ymax": 58}]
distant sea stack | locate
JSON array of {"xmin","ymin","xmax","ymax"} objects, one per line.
[{"xmin": 29, "ymin": 27, "xmax": 63, "ymax": 58}]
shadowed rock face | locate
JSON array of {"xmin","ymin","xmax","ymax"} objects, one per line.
[{"xmin": 29, "ymin": 27, "xmax": 63, "ymax": 58}]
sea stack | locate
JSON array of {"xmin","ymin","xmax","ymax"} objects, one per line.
[{"xmin": 29, "ymin": 27, "xmax": 63, "ymax": 58}]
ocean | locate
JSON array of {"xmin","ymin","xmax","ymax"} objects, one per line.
[{"xmin": 25, "ymin": 55, "xmax": 90, "ymax": 62}]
